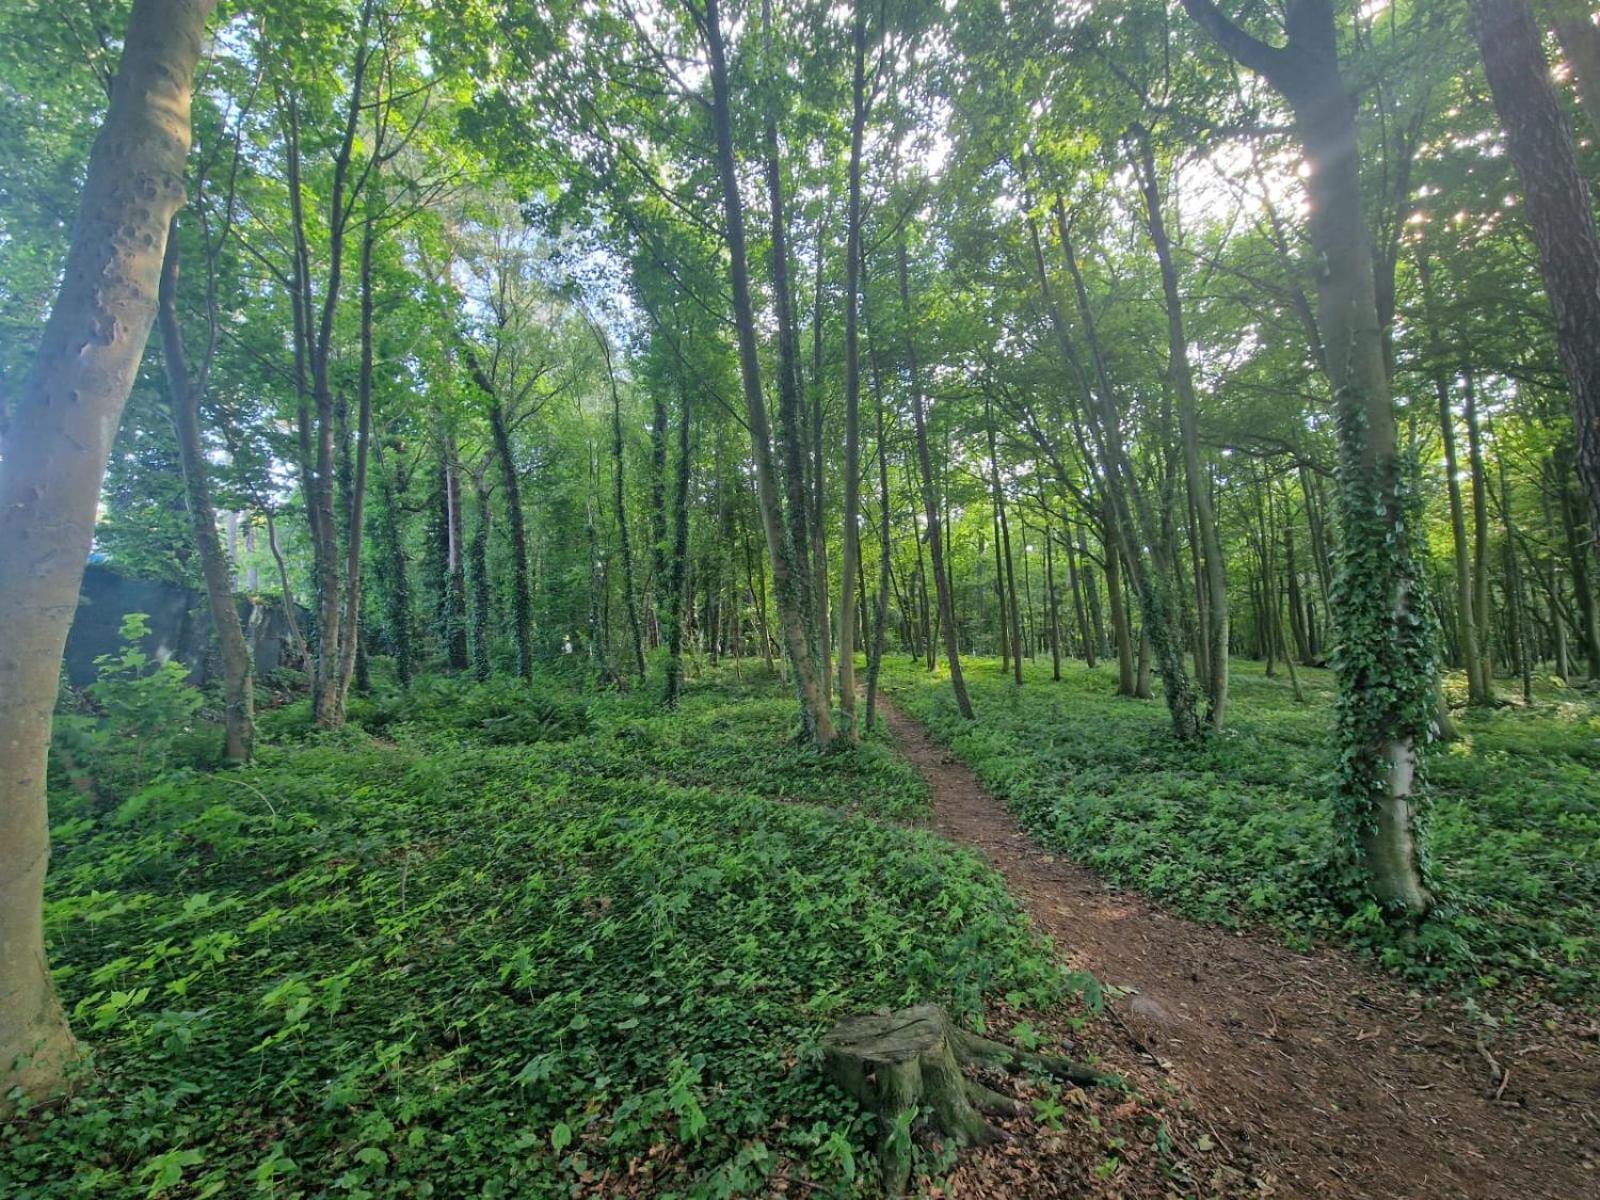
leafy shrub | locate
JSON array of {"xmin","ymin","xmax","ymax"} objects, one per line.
[{"xmin": 51, "ymin": 613, "xmax": 209, "ymax": 802}]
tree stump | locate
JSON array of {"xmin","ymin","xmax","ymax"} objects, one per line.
[{"xmin": 820, "ymin": 1003, "xmax": 1118, "ymax": 1195}]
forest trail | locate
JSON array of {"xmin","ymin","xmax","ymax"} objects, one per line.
[{"xmin": 876, "ymin": 697, "xmax": 1600, "ymax": 1200}]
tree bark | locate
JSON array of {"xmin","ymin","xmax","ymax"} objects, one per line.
[
  {"xmin": 1132, "ymin": 127, "xmax": 1229, "ymax": 727},
  {"xmin": 702, "ymin": 0, "xmax": 834, "ymax": 746},
  {"xmin": 664, "ymin": 389, "xmax": 695, "ymax": 705},
  {"xmin": 158, "ymin": 220, "xmax": 254, "ymax": 764},
  {"xmin": 897, "ymin": 232, "xmax": 973, "ymax": 718},
  {"xmin": 0, "ymin": 0, "xmax": 215, "ymax": 1113},
  {"xmin": 836, "ymin": 0, "xmax": 868, "ymax": 738},
  {"xmin": 1185, "ymin": 0, "xmax": 1432, "ymax": 913},
  {"xmin": 1472, "ymin": 0, "xmax": 1600, "ymax": 534}
]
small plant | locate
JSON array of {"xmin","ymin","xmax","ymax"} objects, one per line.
[{"xmin": 52, "ymin": 612, "xmax": 206, "ymax": 801}]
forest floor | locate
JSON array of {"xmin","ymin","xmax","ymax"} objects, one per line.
[{"xmin": 876, "ymin": 693, "xmax": 1600, "ymax": 1200}]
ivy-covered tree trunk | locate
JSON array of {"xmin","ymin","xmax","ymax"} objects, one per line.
[
  {"xmin": 1185, "ymin": 0, "xmax": 1433, "ymax": 914},
  {"xmin": 0, "ymin": 0, "xmax": 215, "ymax": 1114},
  {"xmin": 158, "ymin": 220, "xmax": 254, "ymax": 764}
]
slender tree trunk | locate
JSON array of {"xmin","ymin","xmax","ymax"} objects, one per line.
[
  {"xmin": 1104, "ymin": 519, "xmax": 1137, "ymax": 696},
  {"xmin": 488, "ymin": 397, "xmax": 535, "ymax": 681},
  {"xmin": 812, "ymin": 219, "xmax": 833, "ymax": 708},
  {"xmin": 1057, "ymin": 204, "xmax": 1200, "ymax": 736},
  {"xmin": 665, "ymin": 387, "xmax": 694, "ymax": 705},
  {"xmin": 265, "ymin": 509, "xmax": 308, "ymax": 666},
  {"xmin": 335, "ymin": 219, "xmax": 375, "ymax": 704},
  {"xmin": 0, "ymin": 0, "xmax": 215, "ymax": 1113},
  {"xmin": 760, "ymin": 0, "xmax": 816, "ymax": 679},
  {"xmin": 1464, "ymin": 368, "xmax": 1495, "ymax": 689},
  {"xmin": 1132, "ymin": 126, "xmax": 1229, "ymax": 728},
  {"xmin": 704, "ymin": 0, "xmax": 834, "ymax": 745},
  {"xmin": 371, "ymin": 438, "xmax": 414, "ymax": 684},
  {"xmin": 441, "ymin": 442, "xmax": 468, "ymax": 671},
  {"xmin": 863, "ymin": 247, "xmax": 893, "ymax": 729},
  {"xmin": 468, "ymin": 473, "xmax": 492, "ymax": 681},
  {"xmin": 158, "ymin": 220, "xmax": 254, "ymax": 764},
  {"xmin": 836, "ymin": 0, "xmax": 867, "ymax": 738},
  {"xmin": 1472, "ymin": 0, "xmax": 1600, "ymax": 531},
  {"xmin": 897, "ymin": 232, "xmax": 973, "ymax": 717},
  {"xmin": 1558, "ymin": 471, "xmax": 1600, "ymax": 676},
  {"xmin": 986, "ymin": 399, "xmax": 1023, "ymax": 685},
  {"xmin": 593, "ymin": 325, "xmax": 646, "ymax": 680},
  {"xmin": 1045, "ymin": 520, "xmax": 1063, "ymax": 681}
]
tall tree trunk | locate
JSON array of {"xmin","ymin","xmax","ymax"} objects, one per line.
[
  {"xmin": 488, "ymin": 397, "xmax": 535, "ymax": 681},
  {"xmin": 595, "ymin": 323, "xmax": 646, "ymax": 680},
  {"xmin": 897, "ymin": 231, "xmax": 973, "ymax": 717},
  {"xmin": 811, "ymin": 216, "xmax": 833, "ymax": 708},
  {"xmin": 1104, "ymin": 516, "xmax": 1137, "ymax": 696},
  {"xmin": 863, "ymin": 246, "xmax": 893, "ymax": 729},
  {"xmin": 1185, "ymin": 0, "xmax": 1433, "ymax": 913},
  {"xmin": 0, "ymin": 0, "xmax": 214, "ymax": 1114},
  {"xmin": 703, "ymin": 0, "xmax": 834, "ymax": 746},
  {"xmin": 468, "ymin": 472, "xmax": 493, "ymax": 681},
  {"xmin": 1558, "ymin": 469, "xmax": 1600, "ymax": 676},
  {"xmin": 1045, "ymin": 517, "xmax": 1063, "ymax": 681},
  {"xmin": 760, "ymin": 0, "xmax": 817, "ymax": 680},
  {"xmin": 336, "ymin": 216, "xmax": 376, "ymax": 705},
  {"xmin": 1540, "ymin": 0, "xmax": 1600, "ymax": 143},
  {"xmin": 372, "ymin": 438, "xmax": 414, "ymax": 685},
  {"xmin": 1057, "ymin": 204, "xmax": 1201, "ymax": 737},
  {"xmin": 158, "ymin": 220, "xmax": 254, "ymax": 764},
  {"xmin": 665, "ymin": 388, "xmax": 694, "ymax": 704},
  {"xmin": 1464, "ymin": 368, "xmax": 1495, "ymax": 690},
  {"xmin": 1472, "ymin": 0, "xmax": 1600, "ymax": 531},
  {"xmin": 1419, "ymin": 247, "xmax": 1488, "ymax": 702},
  {"xmin": 442, "ymin": 440, "xmax": 468, "ymax": 671},
  {"xmin": 265, "ymin": 509, "xmax": 308, "ymax": 667},
  {"xmin": 1132, "ymin": 127, "xmax": 1229, "ymax": 727},
  {"xmin": 836, "ymin": 0, "xmax": 868, "ymax": 738},
  {"xmin": 986, "ymin": 397, "xmax": 1023, "ymax": 685}
]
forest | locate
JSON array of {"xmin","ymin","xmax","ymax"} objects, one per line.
[{"xmin": 2, "ymin": 0, "xmax": 1599, "ymax": 1195}]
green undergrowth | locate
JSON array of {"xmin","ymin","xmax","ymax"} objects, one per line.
[
  {"xmin": 8, "ymin": 664, "xmax": 1079, "ymax": 1198},
  {"xmin": 882, "ymin": 656, "xmax": 1600, "ymax": 1008}
]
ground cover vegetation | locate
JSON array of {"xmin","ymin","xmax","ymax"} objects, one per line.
[
  {"xmin": 6, "ymin": 0, "xmax": 1600, "ymax": 1191},
  {"xmin": 885, "ymin": 656, "xmax": 1600, "ymax": 1005},
  {"xmin": 9, "ymin": 660, "xmax": 1113, "ymax": 1197}
]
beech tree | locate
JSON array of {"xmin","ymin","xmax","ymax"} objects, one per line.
[{"xmin": 0, "ymin": 0, "xmax": 217, "ymax": 1112}]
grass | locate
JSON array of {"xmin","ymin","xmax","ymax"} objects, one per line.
[
  {"xmin": 881, "ymin": 654, "xmax": 1600, "ymax": 1008},
  {"xmin": 7, "ymin": 668, "xmax": 1081, "ymax": 1199}
]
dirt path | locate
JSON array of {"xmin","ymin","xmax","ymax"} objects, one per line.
[{"xmin": 877, "ymin": 697, "xmax": 1600, "ymax": 1200}]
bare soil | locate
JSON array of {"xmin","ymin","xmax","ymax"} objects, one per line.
[{"xmin": 876, "ymin": 697, "xmax": 1600, "ymax": 1200}]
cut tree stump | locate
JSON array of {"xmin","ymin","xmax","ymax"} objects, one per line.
[{"xmin": 820, "ymin": 1003, "xmax": 1119, "ymax": 1194}]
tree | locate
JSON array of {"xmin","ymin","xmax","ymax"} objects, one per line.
[
  {"xmin": 0, "ymin": 0, "xmax": 217, "ymax": 1113},
  {"xmin": 1470, "ymin": 0, "xmax": 1600, "ymax": 539},
  {"xmin": 1183, "ymin": 0, "xmax": 1433, "ymax": 914}
]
